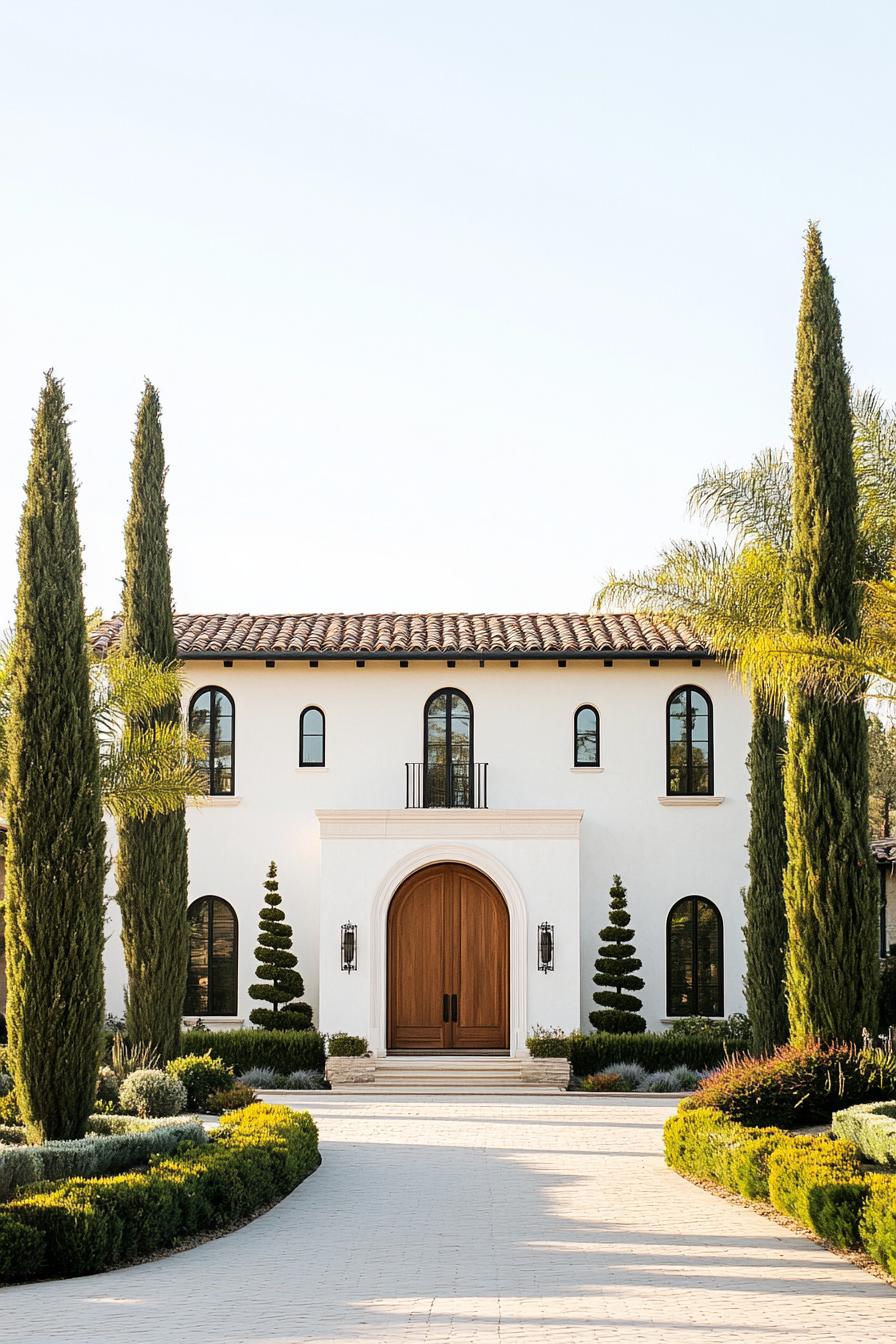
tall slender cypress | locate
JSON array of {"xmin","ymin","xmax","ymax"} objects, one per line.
[
  {"xmin": 6, "ymin": 374, "xmax": 106, "ymax": 1141},
  {"xmin": 783, "ymin": 225, "xmax": 879, "ymax": 1043},
  {"xmin": 116, "ymin": 381, "xmax": 189, "ymax": 1061},
  {"xmin": 743, "ymin": 688, "xmax": 788, "ymax": 1053}
]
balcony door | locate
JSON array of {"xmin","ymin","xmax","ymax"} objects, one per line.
[
  {"xmin": 424, "ymin": 689, "xmax": 472, "ymax": 807},
  {"xmin": 387, "ymin": 863, "xmax": 509, "ymax": 1052}
]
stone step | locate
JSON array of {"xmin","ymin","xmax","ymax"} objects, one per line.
[{"xmin": 325, "ymin": 1053, "xmax": 570, "ymax": 1092}]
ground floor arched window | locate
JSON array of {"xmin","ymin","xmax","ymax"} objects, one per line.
[
  {"xmin": 185, "ymin": 895, "xmax": 238, "ymax": 1016},
  {"xmin": 666, "ymin": 895, "xmax": 723, "ymax": 1017}
]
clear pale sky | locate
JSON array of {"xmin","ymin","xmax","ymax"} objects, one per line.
[{"xmin": 2, "ymin": 2, "xmax": 895, "ymax": 623}]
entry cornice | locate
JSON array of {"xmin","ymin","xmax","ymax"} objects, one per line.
[{"xmin": 316, "ymin": 808, "xmax": 583, "ymax": 839}]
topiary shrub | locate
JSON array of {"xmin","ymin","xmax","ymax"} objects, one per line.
[
  {"xmin": 179, "ymin": 1029, "xmax": 325, "ymax": 1075},
  {"xmin": 832, "ymin": 1101, "xmax": 896, "ymax": 1165},
  {"xmin": 590, "ymin": 874, "xmax": 646, "ymax": 1033},
  {"xmin": 248, "ymin": 861, "xmax": 312, "ymax": 1032},
  {"xmin": 119, "ymin": 1070, "xmax": 186, "ymax": 1119},
  {"xmin": 326, "ymin": 1033, "xmax": 368, "ymax": 1057},
  {"xmin": 166, "ymin": 1054, "xmax": 233, "ymax": 1110},
  {"xmin": 681, "ymin": 1043, "xmax": 896, "ymax": 1128}
]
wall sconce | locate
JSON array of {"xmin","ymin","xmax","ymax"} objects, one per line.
[
  {"xmin": 341, "ymin": 922, "xmax": 357, "ymax": 973},
  {"xmin": 537, "ymin": 922, "xmax": 554, "ymax": 973}
]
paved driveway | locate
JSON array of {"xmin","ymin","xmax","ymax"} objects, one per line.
[{"xmin": 2, "ymin": 1094, "xmax": 895, "ymax": 1343}]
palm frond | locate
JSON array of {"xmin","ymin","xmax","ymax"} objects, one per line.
[
  {"xmin": 101, "ymin": 721, "xmax": 205, "ymax": 822},
  {"xmin": 688, "ymin": 448, "xmax": 792, "ymax": 550}
]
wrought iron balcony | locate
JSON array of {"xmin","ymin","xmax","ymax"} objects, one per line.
[{"xmin": 405, "ymin": 762, "xmax": 488, "ymax": 809}]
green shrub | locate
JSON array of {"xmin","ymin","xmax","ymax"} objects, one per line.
[
  {"xmin": 119, "ymin": 1070, "xmax": 186, "ymax": 1119},
  {"xmin": 681, "ymin": 1043, "xmax": 896, "ymax": 1128},
  {"xmin": 663, "ymin": 1107, "xmax": 789, "ymax": 1200},
  {"xmin": 767, "ymin": 1136, "xmax": 867, "ymax": 1248},
  {"xmin": 95, "ymin": 1067, "xmax": 120, "ymax": 1109},
  {"xmin": 664, "ymin": 1014, "xmax": 752, "ymax": 1052},
  {"xmin": 0, "ymin": 1125, "xmax": 25, "ymax": 1146},
  {"xmin": 832, "ymin": 1101, "xmax": 896, "ymax": 1166},
  {"xmin": 526, "ymin": 1026, "xmax": 576, "ymax": 1058},
  {"xmin": 859, "ymin": 1173, "xmax": 896, "ymax": 1276},
  {"xmin": 326, "ymin": 1034, "xmax": 368, "ymax": 1058},
  {"xmin": 0, "ymin": 1120, "xmax": 206, "ymax": 1202},
  {"xmin": 179, "ymin": 1029, "xmax": 325, "ymax": 1074},
  {"xmin": 166, "ymin": 1054, "xmax": 233, "ymax": 1110},
  {"xmin": 581, "ymin": 1072, "xmax": 627, "ymax": 1092},
  {"xmin": 0, "ymin": 1091, "xmax": 21, "ymax": 1127},
  {"xmin": 206, "ymin": 1083, "xmax": 257, "ymax": 1113},
  {"xmin": 5, "ymin": 1104, "xmax": 318, "ymax": 1281},
  {"xmin": 0, "ymin": 1212, "xmax": 45, "ymax": 1281},
  {"xmin": 571, "ymin": 1031, "xmax": 727, "ymax": 1076}
]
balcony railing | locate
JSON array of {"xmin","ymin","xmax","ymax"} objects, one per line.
[{"xmin": 405, "ymin": 762, "xmax": 488, "ymax": 809}]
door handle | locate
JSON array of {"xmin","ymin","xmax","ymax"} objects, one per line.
[
  {"xmin": 443, "ymin": 994, "xmax": 450, "ymax": 1023},
  {"xmin": 451, "ymin": 993, "xmax": 458, "ymax": 1022}
]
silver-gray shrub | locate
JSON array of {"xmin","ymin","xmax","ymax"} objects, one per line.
[
  {"xmin": 0, "ymin": 1073, "xmax": 14, "ymax": 1098},
  {"xmin": 119, "ymin": 1069, "xmax": 187, "ymax": 1118},
  {"xmin": 643, "ymin": 1070, "xmax": 682, "ymax": 1092},
  {"xmin": 0, "ymin": 1120, "xmax": 206, "ymax": 1201},
  {"xmin": 832, "ymin": 1101, "xmax": 896, "ymax": 1165},
  {"xmin": 282, "ymin": 1069, "xmax": 326, "ymax": 1090},
  {"xmin": 237, "ymin": 1067, "xmax": 280, "ymax": 1089},
  {"xmin": 603, "ymin": 1062, "xmax": 648, "ymax": 1091}
]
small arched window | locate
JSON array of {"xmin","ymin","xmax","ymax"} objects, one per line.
[
  {"xmin": 667, "ymin": 895, "xmax": 723, "ymax": 1017},
  {"xmin": 574, "ymin": 705, "xmax": 600, "ymax": 766},
  {"xmin": 666, "ymin": 686, "xmax": 713, "ymax": 795},
  {"xmin": 299, "ymin": 706, "xmax": 325, "ymax": 766},
  {"xmin": 424, "ymin": 688, "xmax": 473, "ymax": 807},
  {"xmin": 185, "ymin": 896, "xmax": 238, "ymax": 1016},
  {"xmin": 189, "ymin": 687, "xmax": 234, "ymax": 796}
]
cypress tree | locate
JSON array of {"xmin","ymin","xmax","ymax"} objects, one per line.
[
  {"xmin": 248, "ymin": 861, "xmax": 312, "ymax": 1030},
  {"xmin": 589, "ymin": 874, "xmax": 646, "ymax": 1033},
  {"xmin": 5, "ymin": 373, "xmax": 106, "ymax": 1141},
  {"xmin": 783, "ymin": 224, "xmax": 879, "ymax": 1043},
  {"xmin": 116, "ymin": 381, "xmax": 190, "ymax": 1062},
  {"xmin": 743, "ymin": 688, "xmax": 789, "ymax": 1054}
]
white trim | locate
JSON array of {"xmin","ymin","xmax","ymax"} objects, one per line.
[
  {"xmin": 186, "ymin": 795, "xmax": 242, "ymax": 807},
  {"xmin": 569, "ymin": 766, "xmax": 604, "ymax": 774},
  {"xmin": 367, "ymin": 844, "xmax": 530, "ymax": 1061},
  {"xmin": 657, "ymin": 795, "xmax": 725, "ymax": 807},
  {"xmin": 316, "ymin": 808, "xmax": 583, "ymax": 839},
  {"xmin": 295, "ymin": 766, "xmax": 330, "ymax": 773}
]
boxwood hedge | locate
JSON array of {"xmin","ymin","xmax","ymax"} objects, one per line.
[{"xmin": 179, "ymin": 1030, "xmax": 325, "ymax": 1075}]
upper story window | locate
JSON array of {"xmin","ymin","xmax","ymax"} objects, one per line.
[
  {"xmin": 667, "ymin": 895, "xmax": 723, "ymax": 1017},
  {"xmin": 425, "ymin": 689, "xmax": 472, "ymax": 807},
  {"xmin": 299, "ymin": 706, "xmax": 326, "ymax": 766},
  {"xmin": 574, "ymin": 705, "xmax": 600, "ymax": 766},
  {"xmin": 666, "ymin": 686, "xmax": 713, "ymax": 795},
  {"xmin": 185, "ymin": 895, "xmax": 238, "ymax": 1016},
  {"xmin": 189, "ymin": 687, "xmax": 234, "ymax": 796}
]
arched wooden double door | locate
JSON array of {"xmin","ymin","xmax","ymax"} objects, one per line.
[{"xmin": 387, "ymin": 863, "xmax": 509, "ymax": 1052}]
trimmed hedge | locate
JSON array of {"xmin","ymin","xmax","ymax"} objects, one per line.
[
  {"xmin": 1, "ymin": 1103, "xmax": 319, "ymax": 1282},
  {"xmin": 664, "ymin": 1104, "xmax": 896, "ymax": 1275},
  {"xmin": 832, "ymin": 1101, "xmax": 896, "ymax": 1166},
  {"xmin": 326, "ymin": 1034, "xmax": 368, "ymax": 1058},
  {"xmin": 0, "ymin": 1118, "xmax": 206, "ymax": 1202},
  {"xmin": 179, "ymin": 1030, "xmax": 325, "ymax": 1074},
  {"xmin": 569, "ymin": 1032, "xmax": 727, "ymax": 1075},
  {"xmin": 681, "ymin": 1043, "xmax": 896, "ymax": 1128}
]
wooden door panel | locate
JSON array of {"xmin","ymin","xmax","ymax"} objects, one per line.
[
  {"xmin": 452, "ymin": 871, "xmax": 509, "ymax": 1050},
  {"xmin": 387, "ymin": 870, "xmax": 449, "ymax": 1050}
]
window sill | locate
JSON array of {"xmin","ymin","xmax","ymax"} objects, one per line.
[
  {"xmin": 570, "ymin": 766, "xmax": 604, "ymax": 773},
  {"xmin": 657, "ymin": 795, "xmax": 724, "ymax": 807},
  {"xmin": 182, "ymin": 1016, "xmax": 245, "ymax": 1028},
  {"xmin": 187, "ymin": 795, "xmax": 242, "ymax": 807},
  {"xmin": 295, "ymin": 766, "xmax": 330, "ymax": 773},
  {"xmin": 660, "ymin": 1017, "xmax": 725, "ymax": 1025}
]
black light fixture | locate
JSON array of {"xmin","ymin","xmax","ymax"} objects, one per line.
[
  {"xmin": 341, "ymin": 922, "xmax": 357, "ymax": 973},
  {"xmin": 537, "ymin": 922, "xmax": 554, "ymax": 973}
]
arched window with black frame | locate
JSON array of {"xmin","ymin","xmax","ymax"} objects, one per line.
[
  {"xmin": 299, "ymin": 706, "xmax": 325, "ymax": 766},
  {"xmin": 666, "ymin": 895, "xmax": 723, "ymax": 1017},
  {"xmin": 574, "ymin": 704, "xmax": 600, "ymax": 767},
  {"xmin": 666, "ymin": 685, "xmax": 713, "ymax": 795},
  {"xmin": 188, "ymin": 687, "xmax": 234, "ymax": 796},
  {"xmin": 185, "ymin": 896, "xmax": 238, "ymax": 1016},
  {"xmin": 424, "ymin": 688, "xmax": 473, "ymax": 807}
]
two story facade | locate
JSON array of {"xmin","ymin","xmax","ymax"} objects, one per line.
[{"xmin": 91, "ymin": 611, "xmax": 752, "ymax": 1055}]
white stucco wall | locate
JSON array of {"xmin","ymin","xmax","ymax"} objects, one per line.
[{"xmin": 101, "ymin": 655, "xmax": 752, "ymax": 1040}]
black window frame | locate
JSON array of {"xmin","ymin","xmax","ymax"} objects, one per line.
[
  {"xmin": 573, "ymin": 704, "xmax": 600, "ymax": 767},
  {"xmin": 185, "ymin": 895, "xmax": 239, "ymax": 1017},
  {"xmin": 666, "ymin": 894, "xmax": 724, "ymax": 1018},
  {"xmin": 423, "ymin": 687, "xmax": 474, "ymax": 808},
  {"xmin": 299, "ymin": 705, "xmax": 326, "ymax": 767},
  {"xmin": 188, "ymin": 685, "xmax": 235, "ymax": 797},
  {"xmin": 666, "ymin": 685, "xmax": 714, "ymax": 796}
]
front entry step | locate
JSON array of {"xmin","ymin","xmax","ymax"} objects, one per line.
[{"xmin": 326, "ymin": 1054, "xmax": 570, "ymax": 1093}]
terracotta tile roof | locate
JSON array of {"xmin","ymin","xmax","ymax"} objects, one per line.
[{"xmin": 91, "ymin": 613, "xmax": 709, "ymax": 660}]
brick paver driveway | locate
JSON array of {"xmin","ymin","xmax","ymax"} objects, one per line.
[{"xmin": 3, "ymin": 1094, "xmax": 895, "ymax": 1342}]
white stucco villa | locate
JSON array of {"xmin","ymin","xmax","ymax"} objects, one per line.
[{"xmin": 88, "ymin": 610, "xmax": 751, "ymax": 1057}]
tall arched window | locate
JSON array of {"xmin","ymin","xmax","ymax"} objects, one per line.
[
  {"xmin": 574, "ymin": 705, "xmax": 600, "ymax": 766},
  {"xmin": 189, "ymin": 687, "xmax": 234, "ymax": 796},
  {"xmin": 299, "ymin": 706, "xmax": 325, "ymax": 766},
  {"xmin": 185, "ymin": 896, "xmax": 238, "ymax": 1016},
  {"xmin": 424, "ymin": 689, "xmax": 472, "ymax": 807},
  {"xmin": 667, "ymin": 895, "xmax": 723, "ymax": 1017},
  {"xmin": 666, "ymin": 686, "xmax": 713, "ymax": 795}
]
